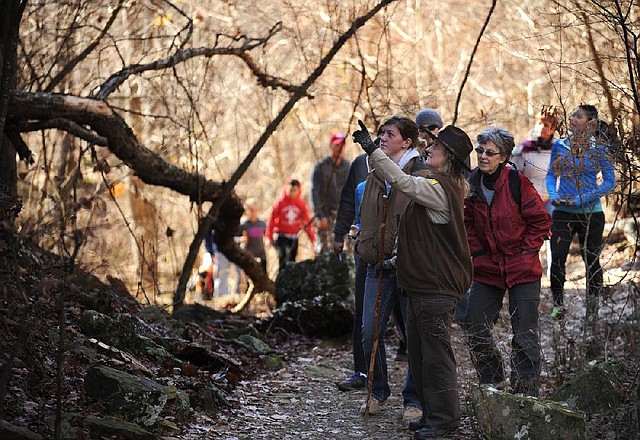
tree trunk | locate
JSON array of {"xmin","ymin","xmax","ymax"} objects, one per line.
[
  {"xmin": 0, "ymin": 1, "xmax": 25, "ymax": 224},
  {"xmin": 213, "ymin": 196, "xmax": 274, "ymax": 296}
]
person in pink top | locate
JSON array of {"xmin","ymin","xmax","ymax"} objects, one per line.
[{"xmin": 267, "ymin": 177, "xmax": 316, "ymax": 271}]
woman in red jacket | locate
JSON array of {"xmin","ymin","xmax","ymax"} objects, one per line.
[{"xmin": 462, "ymin": 126, "xmax": 551, "ymax": 397}]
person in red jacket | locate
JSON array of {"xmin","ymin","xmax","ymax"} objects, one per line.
[
  {"xmin": 266, "ymin": 177, "xmax": 316, "ymax": 272},
  {"xmin": 461, "ymin": 126, "xmax": 551, "ymax": 397}
]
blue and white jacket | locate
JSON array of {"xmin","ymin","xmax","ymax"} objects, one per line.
[{"xmin": 545, "ymin": 136, "xmax": 615, "ymax": 214}]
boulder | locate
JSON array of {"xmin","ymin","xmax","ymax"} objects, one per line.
[
  {"xmin": 85, "ymin": 415, "xmax": 154, "ymax": 440},
  {"xmin": 84, "ymin": 365, "xmax": 167, "ymax": 426},
  {"xmin": 261, "ymin": 293, "xmax": 354, "ymax": 337},
  {"xmin": 236, "ymin": 334, "xmax": 273, "ymax": 355},
  {"xmin": 547, "ymin": 361, "xmax": 626, "ymax": 413},
  {"xmin": 275, "ymin": 253, "xmax": 353, "ymax": 303},
  {"xmin": 190, "ymin": 383, "xmax": 230, "ymax": 414},
  {"xmin": 261, "ymin": 254, "xmax": 356, "ymax": 337},
  {"xmin": 79, "ymin": 310, "xmax": 177, "ymax": 363},
  {"xmin": 0, "ymin": 420, "xmax": 42, "ymax": 440},
  {"xmin": 472, "ymin": 385, "xmax": 587, "ymax": 440}
]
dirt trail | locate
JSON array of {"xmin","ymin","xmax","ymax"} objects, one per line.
[{"xmin": 187, "ymin": 329, "xmax": 480, "ymax": 440}]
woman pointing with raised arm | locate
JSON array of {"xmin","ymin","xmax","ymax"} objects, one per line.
[{"xmin": 353, "ymin": 119, "xmax": 473, "ymax": 440}]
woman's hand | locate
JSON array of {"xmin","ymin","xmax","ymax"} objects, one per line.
[{"xmin": 352, "ymin": 120, "xmax": 379, "ymax": 155}]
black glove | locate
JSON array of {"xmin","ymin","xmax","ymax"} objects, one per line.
[
  {"xmin": 352, "ymin": 120, "xmax": 379, "ymax": 155},
  {"xmin": 375, "ymin": 257, "xmax": 396, "ymax": 275}
]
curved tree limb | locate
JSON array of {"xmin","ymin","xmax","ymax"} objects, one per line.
[
  {"xmin": 10, "ymin": 118, "xmax": 108, "ymax": 146},
  {"xmin": 235, "ymin": 51, "xmax": 311, "ymax": 96},
  {"xmin": 8, "ymin": 91, "xmax": 224, "ymax": 202},
  {"xmin": 452, "ymin": 0, "xmax": 497, "ymax": 125}
]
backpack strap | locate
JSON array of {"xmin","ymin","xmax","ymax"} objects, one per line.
[{"xmin": 507, "ymin": 165, "xmax": 522, "ymax": 208}]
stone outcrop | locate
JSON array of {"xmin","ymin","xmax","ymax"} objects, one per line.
[
  {"xmin": 84, "ymin": 364, "xmax": 167, "ymax": 426},
  {"xmin": 472, "ymin": 385, "xmax": 588, "ymax": 440},
  {"xmin": 274, "ymin": 253, "xmax": 353, "ymax": 303},
  {"xmin": 79, "ymin": 310, "xmax": 178, "ymax": 363},
  {"xmin": 261, "ymin": 254, "xmax": 355, "ymax": 337},
  {"xmin": 85, "ymin": 416, "xmax": 154, "ymax": 440},
  {"xmin": 0, "ymin": 420, "xmax": 42, "ymax": 440},
  {"xmin": 547, "ymin": 361, "xmax": 626, "ymax": 413}
]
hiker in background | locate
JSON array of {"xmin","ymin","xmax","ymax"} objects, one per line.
[
  {"xmin": 266, "ymin": 177, "xmax": 315, "ymax": 272},
  {"xmin": 545, "ymin": 104, "xmax": 616, "ymax": 323},
  {"xmin": 512, "ymin": 105, "xmax": 561, "ymax": 214},
  {"xmin": 461, "ymin": 126, "xmax": 551, "ymax": 397},
  {"xmin": 204, "ymin": 226, "xmax": 234, "ymax": 297},
  {"xmin": 414, "ymin": 108, "xmax": 443, "ymax": 157},
  {"xmin": 354, "ymin": 120, "xmax": 473, "ymax": 439},
  {"xmin": 353, "ymin": 115, "xmax": 423, "ymax": 423},
  {"xmin": 240, "ymin": 198, "xmax": 268, "ymax": 273},
  {"xmin": 310, "ymin": 132, "xmax": 350, "ymax": 254}
]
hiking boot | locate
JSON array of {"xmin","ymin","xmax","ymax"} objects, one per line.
[
  {"xmin": 336, "ymin": 373, "xmax": 366, "ymax": 391},
  {"xmin": 409, "ymin": 418, "xmax": 426, "ymax": 431},
  {"xmin": 402, "ymin": 406, "xmax": 422, "ymax": 421},
  {"xmin": 359, "ymin": 397, "xmax": 386, "ymax": 415},
  {"xmin": 414, "ymin": 424, "xmax": 457, "ymax": 439},
  {"xmin": 511, "ymin": 377, "xmax": 539, "ymax": 397},
  {"xmin": 480, "ymin": 378, "xmax": 508, "ymax": 391}
]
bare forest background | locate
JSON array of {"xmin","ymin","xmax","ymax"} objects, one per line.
[{"xmin": 2, "ymin": 0, "xmax": 640, "ymax": 310}]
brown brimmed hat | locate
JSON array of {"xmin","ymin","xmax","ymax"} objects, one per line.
[{"xmin": 425, "ymin": 125, "xmax": 473, "ymax": 171}]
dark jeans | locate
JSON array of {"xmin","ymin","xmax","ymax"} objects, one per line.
[
  {"xmin": 352, "ymin": 254, "xmax": 367, "ymax": 374},
  {"xmin": 275, "ymin": 235, "xmax": 298, "ymax": 270},
  {"xmin": 461, "ymin": 280, "xmax": 541, "ymax": 390},
  {"xmin": 392, "ymin": 300, "xmax": 407, "ymax": 352},
  {"xmin": 406, "ymin": 293, "xmax": 459, "ymax": 429},
  {"xmin": 550, "ymin": 210, "xmax": 605, "ymax": 307},
  {"xmin": 362, "ymin": 265, "xmax": 420, "ymax": 408}
]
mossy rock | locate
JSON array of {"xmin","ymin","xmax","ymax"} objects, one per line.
[
  {"xmin": 547, "ymin": 361, "xmax": 626, "ymax": 413},
  {"xmin": 275, "ymin": 253, "xmax": 353, "ymax": 303}
]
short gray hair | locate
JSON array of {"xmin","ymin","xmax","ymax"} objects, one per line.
[{"xmin": 476, "ymin": 126, "xmax": 515, "ymax": 159}]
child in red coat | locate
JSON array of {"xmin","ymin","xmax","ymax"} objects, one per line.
[{"xmin": 266, "ymin": 178, "xmax": 315, "ymax": 271}]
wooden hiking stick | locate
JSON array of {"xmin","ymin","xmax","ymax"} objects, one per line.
[{"xmin": 364, "ymin": 194, "xmax": 389, "ymax": 420}]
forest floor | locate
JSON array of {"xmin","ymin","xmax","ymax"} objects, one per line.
[{"xmin": 2, "ymin": 228, "xmax": 639, "ymax": 440}]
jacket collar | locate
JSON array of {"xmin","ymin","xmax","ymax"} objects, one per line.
[{"xmin": 468, "ymin": 165, "xmax": 511, "ymax": 199}]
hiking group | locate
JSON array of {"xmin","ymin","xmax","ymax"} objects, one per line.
[
  {"xmin": 198, "ymin": 103, "xmax": 615, "ymax": 439},
  {"xmin": 332, "ymin": 104, "xmax": 615, "ymax": 439}
]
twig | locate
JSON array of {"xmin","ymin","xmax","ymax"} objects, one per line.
[
  {"xmin": 187, "ymin": 322, "xmax": 256, "ymax": 352},
  {"xmin": 452, "ymin": 0, "xmax": 497, "ymax": 125},
  {"xmin": 231, "ymin": 282, "xmax": 255, "ymax": 314}
]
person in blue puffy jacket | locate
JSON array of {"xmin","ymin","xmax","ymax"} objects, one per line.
[{"xmin": 545, "ymin": 104, "xmax": 616, "ymax": 323}]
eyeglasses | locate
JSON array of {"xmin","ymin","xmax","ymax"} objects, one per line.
[
  {"xmin": 418, "ymin": 125, "xmax": 439, "ymax": 133},
  {"xmin": 475, "ymin": 147, "xmax": 500, "ymax": 157}
]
